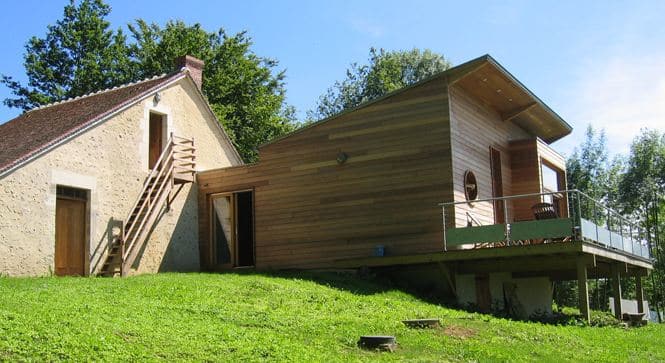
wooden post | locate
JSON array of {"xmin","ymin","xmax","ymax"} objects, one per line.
[
  {"xmin": 576, "ymin": 257, "xmax": 590, "ymax": 324},
  {"xmin": 636, "ymin": 275, "xmax": 644, "ymax": 314},
  {"xmin": 611, "ymin": 264, "xmax": 623, "ymax": 320}
]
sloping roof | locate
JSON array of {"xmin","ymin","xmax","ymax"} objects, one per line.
[
  {"xmin": 0, "ymin": 70, "xmax": 242, "ymax": 177},
  {"xmin": 261, "ymin": 54, "xmax": 572, "ymax": 148},
  {"xmin": 446, "ymin": 55, "xmax": 572, "ymax": 143}
]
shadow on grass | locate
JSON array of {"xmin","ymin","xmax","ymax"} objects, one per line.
[
  {"xmin": 208, "ymin": 267, "xmax": 456, "ymax": 307},
  {"xmin": 202, "ymin": 269, "xmax": 624, "ymax": 327}
]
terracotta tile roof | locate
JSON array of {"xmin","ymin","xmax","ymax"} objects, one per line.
[{"xmin": 0, "ymin": 71, "xmax": 185, "ymax": 176}]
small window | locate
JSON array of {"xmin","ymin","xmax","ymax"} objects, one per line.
[
  {"xmin": 541, "ymin": 163, "xmax": 559, "ymax": 193},
  {"xmin": 56, "ymin": 186, "xmax": 87, "ymax": 201},
  {"xmin": 540, "ymin": 162, "xmax": 563, "ymax": 212}
]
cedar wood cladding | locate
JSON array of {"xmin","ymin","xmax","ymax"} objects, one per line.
[
  {"xmin": 198, "ymin": 76, "xmax": 453, "ymax": 269},
  {"xmin": 448, "ymin": 85, "xmax": 530, "ymax": 228},
  {"xmin": 508, "ymin": 138, "xmax": 567, "ymax": 222}
]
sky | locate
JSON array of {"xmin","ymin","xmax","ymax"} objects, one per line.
[{"xmin": 0, "ymin": 0, "xmax": 663, "ymax": 157}]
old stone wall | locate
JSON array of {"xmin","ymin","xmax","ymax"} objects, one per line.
[{"xmin": 0, "ymin": 78, "xmax": 239, "ymax": 276}]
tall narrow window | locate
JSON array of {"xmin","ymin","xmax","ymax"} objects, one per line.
[
  {"xmin": 541, "ymin": 161, "xmax": 564, "ymax": 216},
  {"xmin": 490, "ymin": 147, "xmax": 504, "ymax": 224}
]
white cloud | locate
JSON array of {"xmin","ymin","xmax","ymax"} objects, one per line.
[{"xmin": 561, "ymin": 53, "xmax": 665, "ymax": 156}]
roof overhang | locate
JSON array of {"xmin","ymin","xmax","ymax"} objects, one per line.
[{"xmin": 447, "ymin": 55, "xmax": 572, "ymax": 143}]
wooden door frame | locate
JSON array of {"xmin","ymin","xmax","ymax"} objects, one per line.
[
  {"xmin": 489, "ymin": 147, "xmax": 505, "ymax": 224},
  {"xmin": 148, "ymin": 111, "xmax": 167, "ymax": 170},
  {"xmin": 54, "ymin": 186, "xmax": 90, "ymax": 276},
  {"xmin": 475, "ymin": 273, "xmax": 491, "ymax": 312},
  {"xmin": 208, "ymin": 189, "xmax": 255, "ymax": 270}
]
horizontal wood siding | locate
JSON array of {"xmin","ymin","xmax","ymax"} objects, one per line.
[
  {"xmin": 509, "ymin": 139, "xmax": 542, "ymax": 221},
  {"xmin": 198, "ymin": 77, "xmax": 453, "ymax": 269},
  {"xmin": 509, "ymin": 139, "xmax": 569, "ymax": 221},
  {"xmin": 448, "ymin": 85, "xmax": 530, "ymax": 229}
]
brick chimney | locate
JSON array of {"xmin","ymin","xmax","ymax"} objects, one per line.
[{"xmin": 175, "ymin": 55, "xmax": 204, "ymax": 90}]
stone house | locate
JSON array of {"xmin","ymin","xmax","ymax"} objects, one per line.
[{"xmin": 0, "ymin": 56, "xmax": 241, "ymax": 276}]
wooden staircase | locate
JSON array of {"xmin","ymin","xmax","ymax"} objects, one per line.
[{"xmin": 99, "ymin": 134, "xmax": 196, "ymax": 277}]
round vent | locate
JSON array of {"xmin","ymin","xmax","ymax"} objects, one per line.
[{"xmin": 464, "ymin": 170, "xmax": 478, "ymax": 201}]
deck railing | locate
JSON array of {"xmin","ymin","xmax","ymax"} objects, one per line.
[{"xmin": 438, "ymin": 190, "xmax": 651, "ymax": 260}]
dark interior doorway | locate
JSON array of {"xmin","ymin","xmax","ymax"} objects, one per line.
[
  {"xmin": 236, "ymin": 191, "xmax": 254, "ymax": 267},
  {"xmin": 148, "ymin": 112, "xmax": 165, "ymax": 169},
  {"xmin": 475, "ymin": 273, "xmax": 491, "ymax": 312},
  {"xmin": 210, "ymin": 190, "xmax": 255, "ymax": 269}
]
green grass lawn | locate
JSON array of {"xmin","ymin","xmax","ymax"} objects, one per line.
[{"xmin": 0, "ymin": 272, "xmax": 663, "ymax": 362}]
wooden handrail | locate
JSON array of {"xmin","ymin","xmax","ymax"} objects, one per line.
[
  {"xmin": 117, "ymin": 133, "xmax": 196, "ymax": 275},
  {"xmin": 123, "ymin": 145, "xmax": 175, "ymax": 242}
]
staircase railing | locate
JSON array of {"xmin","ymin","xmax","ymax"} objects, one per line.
[{"xmin": 115, "ymin": 133, "xmax": 195, "ymax": 276}]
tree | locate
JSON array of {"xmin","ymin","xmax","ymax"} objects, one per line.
[
  {"xmin": 562, "ymin": 125, "xmax": 625, "ymax": 311},
  {"xmin": 566, "ymin": 125, "xmax": 610, "ymax": 201},
  {"xmin": 618, "ymin": 130, "xmax": 665, "ymax": 318},
  {"xmin": 2, "ymin": 1, "xmax": 298, "ymax": 162},
  {"xmin": 1, "ymin": 0, "xmax": 134, "ymax": 111},
  {"xmin": 128, "ymin": 20, "xmax": 297, "ymax": 162},
  {"xmin": 618, "ymin": 129, "xmax": 665, "ymax": 213},
  {"xmin": 308, "ymin": 48, "xmax": 451, "ymax": 121}
]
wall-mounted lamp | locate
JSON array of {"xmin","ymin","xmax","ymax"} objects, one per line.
[
  {"xmin": 336, "ymin": 152, "xmax": 348, "ymax": 164},
  {"xmin": 153, "ymin": 92, "xmax": 161, "ymax": 105}
]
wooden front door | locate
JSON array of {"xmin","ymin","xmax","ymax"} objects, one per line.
[
  {"xmin": 55, "ymin": 197, "xmax": 86, "ymax": 276},
  {"xmin": 148, "ymin": 113, "xmax": 164, "ymax": 169},
  {"xmin": 490, "ymin": 147, "xmax": 505, "ymax": 224}
]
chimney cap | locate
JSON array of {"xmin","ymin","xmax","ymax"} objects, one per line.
[
  {"xmin": 175, "ymin": 55, "xmax": 204, "ymax": 71},
  {"xmin": 174, "ymin": 55, "xmax": 204, "ymax": 90}
]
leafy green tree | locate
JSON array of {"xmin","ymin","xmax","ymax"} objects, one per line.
[
  {"xmin": 1, "ymin": 0, "xmax": 134, "ymax": 110},
  {"xmin": 2, "ymin": 0, "xmax": 297, "ymax": 162},
  {"xmin": 128, "ymin": 20, "xmax": 297, "ymax": 162},
  {"xmin": 566, "ymin": 126, "xmax": 610, "ymax": 201},
  {"xmin": 618, "ymin": 130, "xmax": 665, "ymax": 319},
  {"xmin": 618, "ymin": 130, "xmax": 665, "ymax": 213},
  {"xmin": 308, "ymin": 48, "xmax": 451, "ymax": 121}
]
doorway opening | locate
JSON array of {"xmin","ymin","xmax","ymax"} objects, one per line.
[
  {"xmin": 55, "ymin": 185, "xmax": 89, "ymax": 276},
  {"xmin": 148, "ymin": 112, "xmax": 166, "ymax": 169},
  {"xmin": 209, "ymin": 190, "xmax": 255, "ymax": 269},
  {"xmin": 475, "ymin": 273, "xmax": 491, "ymax": 312}
]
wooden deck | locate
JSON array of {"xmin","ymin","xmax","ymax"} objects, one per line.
[
  {"xmin": 334, "ymin": 240, "xmax": 652, "ymax": 276},
  {"xmin": 335, "ymin": 239, "xmax": 652, "ymax": 323}
]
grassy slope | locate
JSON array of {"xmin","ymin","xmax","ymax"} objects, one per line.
[{"xmin": 0, "ymin": 272, "xmax": 663, "ymax": 362}]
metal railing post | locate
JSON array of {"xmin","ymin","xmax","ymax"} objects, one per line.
[
  {"xmin": 503, "ymin": 200, "xmax": 510, "ymax": 246},
  {"xmin": 442, "ymin": 206, "xmax": 447, "ymax": 252},
  {"xmin": 629, "ymin": 223, "xmax": 634, "ymax": 254},
  {"xmin": 575, "ymin": 191, "xmax": 582, "ymax": 240},
  {"xmin": 607, "ymin": 208, "xmax": 612, "ymax": 247},
  {"xmin": 593, "ymin": 198, "xmax": 599, "ymax": 243},
  {"xmin": 619, "ymin": 215, "xmax": 625, "ymax": 252}
]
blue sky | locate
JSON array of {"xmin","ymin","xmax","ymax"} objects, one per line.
[{"xmin": 1, "ymin": 0, "xmax": 664, "ymax": 156}]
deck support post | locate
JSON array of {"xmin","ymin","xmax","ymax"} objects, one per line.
[
  {"xmin": 611, "ymin": 263, "xmax": 623, "ymax": 320},
  {"xmin": 636, "ymin": 275, "xmax": 644, "ymax": 314},
  {"xmin": 576, "ymin": 256, "xmax": 590, "ymax": 324}
]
